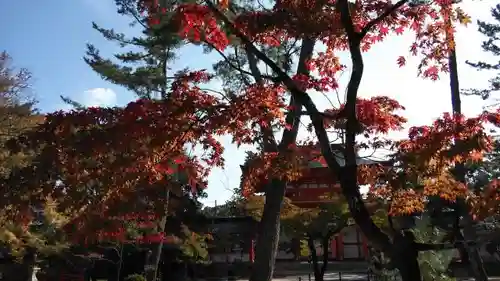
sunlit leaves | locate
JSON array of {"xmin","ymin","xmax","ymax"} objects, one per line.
[
  {"xmin": 323, "ymin": 96, "xmax": 407, "ymax": 135},
  {"xmin": 240, "ymin": 150, "xmax": 306, "ymax": 196},
  {"xmin": 1, "ymin": 71, "xmax": 229, "ymax": 233},
  {"xmin": 369, "ymin": 110, "xmax": 500, "ymax": 217},
  {"xmin": 422, "ymin": 172, "xmax": 467, "ymax": 202},
  {"xmin": 470, "ymin": 179, "xmax": 500, "ymax": 221},
  {"xmin": 138, "ymin": 0, "xmax": 471, "ymax": 81},
  {"xmin": 388, "ymin": 189, "xmax": 425, "ymax": 216},
  {"xmin": 398, "ymin": 111, "xmax": 500, "ymax": 173}
]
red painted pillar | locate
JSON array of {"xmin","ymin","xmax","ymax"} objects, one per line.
[
  {"xmin": 361, "ymin": 234, "xmax": 369, "ymax": 259},
  {"xmin": 249, "ymin": 239, "xmax": 255, "ymax": 263},
  {"xmin": 330, "ymin": 237, "xmax": 337, "ymax": 259},
  {"xmin": 338, "ymin": 233, "xmax": 344, "ymax": 260}
]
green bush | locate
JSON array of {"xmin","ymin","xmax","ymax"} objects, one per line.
[
  {"xmin": 124, "ymin": 274, "xmax": 146, "ymax": 281},
  {"xmin": 413, "ymin": 215, "xmax": 456, "ymax": 281}
]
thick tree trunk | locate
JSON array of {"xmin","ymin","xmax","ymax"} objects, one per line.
[
  {"xmin": 391, "ymin": 231, "xmax": 423, "ymax": 281},
  {"xmin": 249, "ymin": 180, "xmax": 287, "ymax": 281},
  {"xmin": 396, "ymin": 258, "xmax": 422, "ymax": 281}
]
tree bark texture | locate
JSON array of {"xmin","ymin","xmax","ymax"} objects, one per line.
[
  {"xmin": 307, "ymin": 237, "xmax": 324, "ymax": 281},
  {"xmin": 249, "ymin": 180, "xmax": 287, "ymax": 281}
]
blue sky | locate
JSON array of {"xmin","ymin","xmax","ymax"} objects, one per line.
[{"xmin": 1, "ymin": 0, "xmax": 497, "ymax": 206}]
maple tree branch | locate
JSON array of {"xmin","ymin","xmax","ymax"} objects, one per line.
[
  {"xmin": 234, "ymin": 47, "xmax": 254, "ymax": 87},
  {"xmin": 245, "ymin": 46, "xmax": 264, "ymax": 82},
  {"xmin": 298, "ymin": 110, "xmax": 340, "ymax": 119},
  {"xmin": 336, "ymin": 0, "xmax": 394, "ymax": 252},
  {"xmin": 336, "ymin": 0, "xmax": 360, "ymax": 40},
  {"xmin": 337, "ymin": 0, "xmax": 361, "ymax": 162},
  {"xmin": 205, "ymin": 0, "xmax": 392, "ymax": 252},
  {"xmin": 279, "ymin": 37, "xmax": 316, "ymax": 149},
  {"xmin": 204, "ymin": 0, "xmax": 315, "ymax": 152},
  {"xmin": 206, "ymin": 41, "xmax": 278, "ymax": 82},
  {"xmin": 359, "ymin": 0, "xmax": 410, "ymax": 39},
  {"xmin": 244, "ymin": 46, "xmax": 278, "ymax": 151}
]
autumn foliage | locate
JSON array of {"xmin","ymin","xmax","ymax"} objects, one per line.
[
  {"xmin": 140, "ymin": 0, "xmax": 471, "ymax": 80},
  {"xmin": 368, "ymin": 110, "xmax": 500, "ymax": 217},
  {"xmin": 1, "ymin": 71, "xmax": 231, "ymax": 240},
  {"xmin": 131, "ymin": 0, "xmax": 499, "ymax": 212},
  {"xmin": 198, "ymin": 0, "xmax": 500, "ymax": 226},
  {"xmin": 2, "ymin": 2, "xmax": 500, "ymax": 279}
]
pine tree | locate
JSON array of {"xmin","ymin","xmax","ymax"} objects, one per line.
[
  {"xmin": 0, "ymin": 51, "xmax": 65, "ymax": 281},
  {"xmin": 80, "ymin": 0, "xmax": 185, "ymax": 101},
  {"xmin": 465, "ymin": 4, "xmax": 500, "ymax": 101},
  {"xmin": 81, "ymin": 2, "xmax": 208, "ymax": 280},
  {"xmin": 0, "ymin": 51, "xmax": 42, "ymax": 177}
]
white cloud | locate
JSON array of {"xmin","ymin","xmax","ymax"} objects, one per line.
[{"xmin": 80, "ymin": 88, "xmax": 117, "ymax": 107}]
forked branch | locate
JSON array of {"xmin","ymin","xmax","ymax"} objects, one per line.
[{"xmin": 359, "ymin": 0, "xmax": 410, "ymax": 38}]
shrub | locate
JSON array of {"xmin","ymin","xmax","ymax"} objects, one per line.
[{"xmin": 124, "ymin": 274, "xmax": 146, "ymax": 281}]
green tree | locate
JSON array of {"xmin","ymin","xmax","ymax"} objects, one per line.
[
  {"xmin": 78, "ymin": 2, "xmax": 206, "ymax": 280},
  {"xmin": 202, "ymin": 185, "xmax": 247, "ymax": 217},
  {"xmin": 0, "ymin": 51, "xmax": 42, "ymax": 177},
  {"xmin": 0, "ymin": 51, "xmax": 64, "ymax": 281},
  {"xmin": 81, "ymin": 0, "xmax": 185, "ymax": 101},
  {"xmin": 243, "ymin": 193, "xmax": 351, "ymax": 281},
  {"xmin": 281, "ymin": 196, "xmax": 350, "ymax": 281},
  {"xmin": 413, "ymin": 216, "xmax": 456, "ymax": 281},
  {"xmin": 465, "ymin": 4, "xmax": 500, "ymax": 101}
]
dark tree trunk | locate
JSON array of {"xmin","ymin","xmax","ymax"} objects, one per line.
[
  {"xmin": 249, "ymin": 180, "xmax": 288, "ymax": 281},
  {"xmin": 462, "ymin": 214, "xmax": 489, "ymax": 281},
  {"xmin": 391, "ymin": 231, "xmax": 423, "ymax": 281},
  {"xmin": 320, "ymin": 236, "xmax": 330, "ymax": 278},
  {"xmin": 307, "ymin": 236, "xmax": 323, "ymax": 281},
  {"xmin": 396, "ymin": 256, "xmax": 422, "ymax": 281},
  {"xmin": 446, "ymin": 20, "xmax": 488, "ymax": 280},
  {"xmin": 21, "ymin": 249, "xmax": 36, "ymax": 281}
]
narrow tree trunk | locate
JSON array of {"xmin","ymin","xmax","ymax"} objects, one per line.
[
  {"xmin": 144, "ymin": 190, "xmax": 171, "ymax": 281},
  {"xmin": 307, "ymin": 237, "xmax": 323, "ymax": 281},
  {"xmin": 249, "ymin": 180, "xmax": 287, "ymax": 281},
  {"xmin": 320, "ymin": 236, "xmax": 330, "ymax": 279},
  {"xmin": 446, "ymin": 17, "xmax": 489, "ymax": 280},
  {"xmin": 144, "ymin": 213, "xmax": 167, "ymax": 281}
]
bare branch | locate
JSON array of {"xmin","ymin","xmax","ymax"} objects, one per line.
[{"xmin": 205, "ymin": 41, "xmax": 278, "ymax": 82}]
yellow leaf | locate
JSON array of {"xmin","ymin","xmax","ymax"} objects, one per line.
[{"xmin": 460, "ymin": 15, "xmax": 472, "ymax": 26}]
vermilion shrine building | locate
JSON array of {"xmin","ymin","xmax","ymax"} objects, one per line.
[
  {"xmin": 275, "ymin": 156, "xmax": 374, "ymax": 261},
  {"xmin": 209, "ymin": 149, "xmax": 378, "ymax": 263}
]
